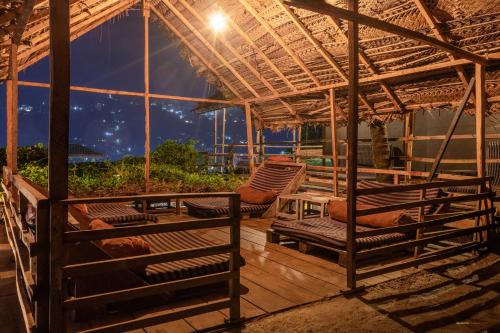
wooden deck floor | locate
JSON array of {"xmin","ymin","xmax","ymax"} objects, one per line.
[{"xmin": 68, "ymin": 214, "xmax": 414, "ymax": 333}]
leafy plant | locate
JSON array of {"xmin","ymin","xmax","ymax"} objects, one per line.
[{"xmin": 151, "ymin": 139, "xmax": 199, "ymax": 172}]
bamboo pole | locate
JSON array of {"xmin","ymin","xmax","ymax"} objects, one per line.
[
  {"xmin": 329, "ymin": 89, "xmax": 339, "ymax": 196},
  {"xmin": 222, "ymin": 108, "xmax": 226, "ymax": 173},
  {"xmin": 214, "ymin": 110, "xmax": 218, "ymax": 170},
  {"xmin": 346, "ymin": 0, "xmax": 359, "ymax": 290},
  {"xmin": 475, "ymin": 64, "xmax": 486, "ymax": 178},
  {"xmin": 6, "ymin": 43, "xmax": 18, "ymax": 174},
  {"xmin": 48, "ymin": 0, "xmax": 70, "ymax": 331},
  {"xmin": 245, "ymin": 103, "xmax": 255, "ymax": 175},
  {"xmin": 144, "ymin": 1, "xmax": 150, "ymax": 192},
  {"xmin": 404, "ymin": 112, "xmax": 414, "ymax": 182}
]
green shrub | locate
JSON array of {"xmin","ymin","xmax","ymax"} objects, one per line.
[{"xmin": 151, "ymin": 139, "xmax": 199, "ymax": 172}]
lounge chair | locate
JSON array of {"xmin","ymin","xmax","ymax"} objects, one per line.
[
  {"xmin": 184, "ymin": 161, "xmax": 306, "ymax": 218},
  {"xmin": 68, "ymin": 208, "xmax": 245, "ymax": 320}
]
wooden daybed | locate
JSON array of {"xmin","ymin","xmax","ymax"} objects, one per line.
[{"xmin": 267, "ymin": 180, "xmax": 443, "ymax": 265}]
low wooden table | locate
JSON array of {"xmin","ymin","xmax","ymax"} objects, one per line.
[{"xmin": 276, "ymin": 193, "xmax": 344, "ymax": 220}]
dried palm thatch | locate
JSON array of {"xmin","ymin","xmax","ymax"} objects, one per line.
[{"xmin": 1, "ymin": 0, "xmax": 499, "ymax": 129}]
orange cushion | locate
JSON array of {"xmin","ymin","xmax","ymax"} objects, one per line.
[
  {"xmin": 328, "ymin": 200, "xmax": 414, "ymax": 228},
  {"xmin": 268, "ymin": 155, "xmax": 293, "ymax": 162},
  {"xmin": 72, "ymin": 203, "xmax": 89, "ymax": 214},
  {"xmin": 89, "ymin": 219, "xmax": 151, "ymax": 273},
  {"xmin": 236, "ymin": 185, "xmax": 277, "ymax": 205}
]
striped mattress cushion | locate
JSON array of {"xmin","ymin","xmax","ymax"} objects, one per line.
[
  {"xmin": 249, "ymin": 164, "xmax": 301, "ymax": 193},
  {"xmin": 184, "ymin": 197, "xmax": 270, "ymax": 216},
  {"xmin": 356, "ymin": 180, "xmax": 441, "ymax": 220},
  {"xmin": 272, "ymin": 217, "xmax": 408, "ymax": 250},
  {"xmin": 86, "ymin": 203, "xmax": 158, "ymax": 224},
  {"xmin": 140, "ymin": 230, "xmax": 239, "ymax": 283}
]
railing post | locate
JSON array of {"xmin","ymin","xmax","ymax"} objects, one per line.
[
  {"xmin": 36, "ymin": 200, "xmax": 50, "ymax": 332},
  {"xmin": 228, "ymin": 194, "xmax": 241, "ymax": 323}
]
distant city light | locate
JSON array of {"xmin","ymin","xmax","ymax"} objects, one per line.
[{"xmin": 210, "ymin": 12, "xmax": 227, "ymax": 33}]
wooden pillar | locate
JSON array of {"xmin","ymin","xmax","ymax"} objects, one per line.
[
  {"xmin": 213, "ymin": 110, "xmax": 218, "ymax": 170},
  {"xmin": 48, "ymin": 0, "xmax": 70, "ymax": 331},
  {"xmin": 475, "ymin": 64, "xmax": 486, "ymax": 178},
  {"xmin": 6, "ymin": 43, "xmax": 18, "ymax": 173},
  {"xmin": 245, "ymin": 103, "xmax": 255, "ymax": 175},
  {"xmin": 346, "ymin": 0, "xmax": 359, "ymax": 290},
  {"xmin": 404, "ymin": 112, "xmax": 414, "ymax": 181},
  {"xmin": 144, "ymin": 1, "xmax": 151, "ymax": 192},
  {"xmin": 329, "ymin": 88, "xmax": 339, "ymax": 196},
  {"xmin": 296, "ymin": 126, "xmax": 302, "ymax": 162},
  {"xmin": 222, "ymin": 108, "xmax": 226, "ymax": 172}
]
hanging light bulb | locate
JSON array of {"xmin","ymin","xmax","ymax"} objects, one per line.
[{"xmin": 210, "ymin": 11, "xmax": 227, "ymax": 33}]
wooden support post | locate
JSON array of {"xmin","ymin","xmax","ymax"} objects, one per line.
[
  {"xmin": 144, "ymin": 1, "xmax": 151, "ymax": 192},
  {"xmin": 36, "ymin": 201, "xmax": 50, "ymax": 332},
  {"xmin": 6, "ymin": 43, "xmax": 18, "ymax": 173},
  {"xmin": 404, "ymin": 112, "xmax": 414, "ymax": 182},
  {"xmin": 228, "ymin": 195, "xmax": 241, "ymax": 323},
  {"xmin": 346, "ymin": 0, "xmax": 359, "ymax": 290},
  {"xmin": 296, "ymin": 126, "xmax": 302, "ymax": 162},
  {"xmin": 475, "ymin": 64, "xmax": 486, "ymax": 242},
  {"xmin": 428, "ymin": 77, "xmax": 476, "ymax": 181},
  {"xmin": 48, "ymin": 0, "xmax": 70, "ymax": 331},
  {"xmin": 245, "ymin": 103, "xmax": 255, "ymax": 175},
  {"xmin": 222, "ymin": 108, "xmax": 226, "ymax": 173},
  {"xmin": 475, "ymin": 64, "xmax": 486, "ymax": 178},
  {"xmin": 329, "ymin": 88, "xmax": 339, "ymax": 196},
  {"xmin": 214, "ymin": 110, "xmax": 218, "ymax": 171}
]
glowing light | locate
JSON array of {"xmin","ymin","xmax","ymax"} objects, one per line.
[{"xmin": 210, "ymin": 12, "xmax": 227, "ymax": 33}]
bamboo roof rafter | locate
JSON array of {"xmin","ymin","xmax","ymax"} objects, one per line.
[{"xmin": 0, "ymin": 0, "xmax": 499, "ymax": 128}]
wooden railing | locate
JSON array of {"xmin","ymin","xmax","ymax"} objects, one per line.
[
  {"xmin": 1, "ymin": 166, "xmax": 50, "ymax": 333},
  {"xmin": 1, "ymin": 166, "xmax": 242, "ymax": 332},
  {"xmin": 349, "ymin": 177, "xmax": 497, "ymax": 285}
]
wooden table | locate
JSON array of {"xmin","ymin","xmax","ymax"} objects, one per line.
[{"xmin": 276, "ymin": 193, "xmax": 344, "ymax": 220}]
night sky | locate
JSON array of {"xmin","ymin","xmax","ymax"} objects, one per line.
[{"xmin": 0, "ymin": 9, "xmax": 291, "ymax": 160}]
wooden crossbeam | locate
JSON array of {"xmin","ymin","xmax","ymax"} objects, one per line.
[
  {"xmin": 177, "ymin": 0, "xmax": 300, "ymax": 121},
  {"xmin": 12, "ymin": 0, "xmax": 36, "ymax": 44},
  {"xmin": 427, "ymin": 77, "xmax": 476, "ymax": 180},
  {"xmin": 276, "ymin": 0, "xmax": 377, "ymax": 115},
  {"xmin": 246, "ymin": 55, "xmax": 499, "ymax": 104},
  {"xmin": 412, "ymin": 0, "xmax": 470, "ymax": 87},
  {"xmin": 323, "ymin": 14, "xmax": 405, "ymax": 112},
  {"xmin": 285, "ymin": 0, "xmax": 487, "ymax": 65}
]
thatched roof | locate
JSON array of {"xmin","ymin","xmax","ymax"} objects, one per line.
[{"xmin": 1, "ymin": 0, "xmax": 500, "ymax": 129}]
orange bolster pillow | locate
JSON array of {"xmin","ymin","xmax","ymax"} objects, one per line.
[
  {"xmin": 328, "ymin": 200, "xmax": 414, "ymax": 228},
  {"xmin": 89, "ymin": 219, "xmax": 151, "ymax": 273},
  {"xmin": 236, "ymin": 185, "xmax": 278, "ymax": 205},
  {"xmin": 267, "ymin": 155, "xmax": 293, "ymax": 162}
]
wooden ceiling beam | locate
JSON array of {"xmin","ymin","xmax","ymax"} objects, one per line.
[
  {"xmin": 412, "ymin": 0, "xmax": 469, "ymax": 88},
  {"xmin": 178, "ymin": 0, "xmax": 299, "ymax": 120},
  {"xmin": 276, "ymin": 0, "xmax": 377, "ymax": 116},
  {"xmin": 170, "ymin": 0, "xmax": 295, "ymax": 122},
  {"xmin": 224, "ymin": 11, "xmax": 296, "ymax": 92},
  {"xmin": 324, "ymin": 15, "xmax": 405, "ymax": 112},
  {"xmin": 12, "ymin": 0, "xmax": 36, "ymax": 44},
  {"xmin": 247, "ymin": 54, "xmax": 500, "ymax": 104},
  {"xmin": 237, "ymin": 0, "xmax": 321, "ymax": 86},
  {"xmin": 153, "ymin": 4, "xmax": 263, "ymax": 124},
  {"xmin": 285, "ymin": 0, "xmax": 488, "ymax": 65},
  {"xmin": 162, "ymin": 0, "xmax": 260, "ymax": 97},
  {"xmin": 151, "ymin": 7, "xmax": 246, "ymax": 101}
]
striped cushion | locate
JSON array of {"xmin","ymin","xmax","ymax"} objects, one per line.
[
  {"xmin": 184, "ymin": 197, "xmax": 270, "ymax": 216},
  {"xmin": 356, "ymin": 180, "xmax": 441, "ymax": 220},
  {"xmin": 272, "ymin": 217, "xmax": 408, "ymax": 250},
  {"xmin": 487, "ymin": 141, "xmax": 500, "ymax": 186},
  {"xmin": 86, "ymin": 203, "xmax": 158, "ymax": 224},
  {"xmin": 249, "ymin": 164, "xmax": 300, "ymax": 193},
  {"xmin": 140, "ymin": 230, "xmax": 240, "ymax": 283}
]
